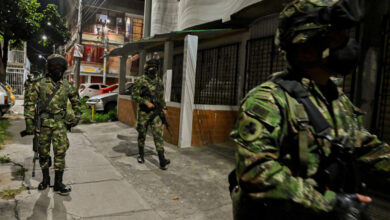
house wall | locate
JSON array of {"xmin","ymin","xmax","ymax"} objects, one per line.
[
  {"xmin": 118, "ymin": 99, "xmax": 239, "ymax": 147},
  {"xmin": 117, "ymin": 95, "xmax": 138, "ymax": 126}
]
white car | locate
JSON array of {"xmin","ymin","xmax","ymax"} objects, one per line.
[
  {"xmin": 0, "ymin": 83, "xmax": 12, "ymax": 116},
  {"xmin": 78, "ymin": 83, "xmax": 107, "ymax": 98}
]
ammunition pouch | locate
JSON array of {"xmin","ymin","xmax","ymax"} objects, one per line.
[{"xmin": 40, "ymin": 112, "xmax": 65, "ymax": 120}]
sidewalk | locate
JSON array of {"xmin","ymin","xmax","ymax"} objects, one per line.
[{"xmin": 0, "ymin": 110, "xmax": 235, "ymax": 219}]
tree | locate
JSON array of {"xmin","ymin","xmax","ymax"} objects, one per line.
[
  {"xmin": 0, "ymin": 1, "xmax": 70, "ymax": 83},
  {"xmin": 0, "ymin": 0, "xmax": 42, "ymax": 82},
  {"xmin": 27, "ymin": 4, "xmax": 71, "ymax": 73}
]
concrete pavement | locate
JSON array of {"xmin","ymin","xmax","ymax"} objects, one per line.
[{"xmin": 0, "ymin": 102, "xmax": 235, "ymax": 219}]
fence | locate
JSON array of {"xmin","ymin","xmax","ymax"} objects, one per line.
[{"xmin": 6, "ymin": 65, "xmax": 25, "ymax": 95}]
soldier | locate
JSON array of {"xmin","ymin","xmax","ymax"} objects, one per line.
[
  {"xmin": 132, "ymin": 58, "xmax": 170, "ymax": 170},
  {"xmin": 24, "ymin": 54, "xmax": 81, "ymax": 195},
  {"xmin": 24, "ymin": 71, "xmax": 41, "ymax": 102},
  {"xmin": 229, "ymin": 0, "xmax": 390, "ymax": 219}
]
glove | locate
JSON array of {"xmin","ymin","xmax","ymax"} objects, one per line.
[{"xmin": 334, "ymin": 194, "xmax": 370, "ymax": 220}]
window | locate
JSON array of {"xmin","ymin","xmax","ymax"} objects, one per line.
[
  {"xmin": 82, "ymin": 46, "xmax": 104, "ymax": 63},
  {"xmin": 243, "ymin": 36, "xmax": 286, "ymax": 95},
  {"xmin": 89, "ymin": 85, "xmax": 100, "ymax": 90},
  {"xmin": 171, "ymin": 54, "xmax": 184, "ymax": 102},
  {"xmin": 195, "ymin": 44, "xmax": 239, "ymax": 105},
  {"xmin": 125, "ymin": 17, "xmax": 143, "ymax": 42},
  {"xmin": 101, "ymin": 85, "xmax": 107, "ymax": 88}
]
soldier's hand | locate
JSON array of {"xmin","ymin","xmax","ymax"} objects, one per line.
[
  {"xmin": 334, "ymin": 193, "xmax": 371, "ymax": 220},
  {"xmin": 147, "ymin": 102, "xmax": 155, "ymax": 109},
  {"xmin": 164, "ymin": 109, "xmax": 168, "ymax": 116},
  {"xmin": 356, "ymin": 194, "xmax": 371, "ymax": 203}
]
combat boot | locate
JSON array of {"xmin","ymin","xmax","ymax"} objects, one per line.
[
  {"xmin": 53, "ymin": 170, "xmax": 71, "ymax": 196},
  {"xmin": 38, "ymin": 168, "xmax": 50, "ymax": 190},
  {"xmin": 157, "ymin": 150, "xmax": 170, "ymax": 170},
  {"xmin": 137, "ymin": 146, "xmax": 145, "ymax": 163}
]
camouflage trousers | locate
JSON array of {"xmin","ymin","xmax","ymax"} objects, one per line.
[
  {"xmin": 38, "ymin": 121, "xmax": 69, "ymax": 171},
  {"xmin": 136, "ymin": 110, "xmax": 164, "ymax": 152}
]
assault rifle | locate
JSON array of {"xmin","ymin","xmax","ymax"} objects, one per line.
[
  {"xmin": 20, "ymin": 103, "xmax": 41, "ymax": 177},
  {"xmin": 20, "ymin": 84, "xmax": 59, "ymax": 177},
  {"xmin": 141, "ymin": 85, "xmax": 171, "ymax": 136}
]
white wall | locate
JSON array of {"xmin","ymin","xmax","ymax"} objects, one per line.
[
  {"xmin": 150, "ymin": 0, "xmax": 263, "ymax": 35},
  {"xmin": 151, "ymin": 0, "xmax": 179, "ymax": 36}
]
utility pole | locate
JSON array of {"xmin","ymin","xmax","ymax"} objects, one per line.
[
  {"xmin": 103, "ymin": 21, "xmax": 108, "ymax": 85},
  {"xmin": 74, "ymin": 0, "xmax": 83, "ymax": 88}
]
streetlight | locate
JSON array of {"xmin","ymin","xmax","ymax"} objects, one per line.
[
  {"xmin": 42, "ymin": 35, "xmax": 47, "ymax": 41},
  {"xmin": 47, "ymin": 21, "xmax": 52, "ymax": 26},
  {"xmin": 38, "ymin": 55, "xmax": 47, "ymax": 61}
]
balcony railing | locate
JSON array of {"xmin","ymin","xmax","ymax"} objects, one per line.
[{"xmin": 7, "ymin": 50, "xmax": 25, "ymax": 64}]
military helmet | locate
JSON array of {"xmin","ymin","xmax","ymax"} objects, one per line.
[
  {"xmin": 275, "ymin": 0, "xmax": 361, "ymax": 50},
  {"xmin": 46, "ymin": 54, "xmax": 67, "ymax": 71},
  {"xmin": 144, "ymin": 59, "xmax": 160, "ymax": 70}
]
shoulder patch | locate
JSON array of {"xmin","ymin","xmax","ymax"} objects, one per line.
[{"xmin": 238, "ymin": 117, "xmax": 263, "ymax": 142}]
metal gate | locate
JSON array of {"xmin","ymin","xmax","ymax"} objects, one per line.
[
  {"xmin": 374, "ymin": 15, "xmax": 390, "ymax": 143},
  {"xmin": 6, "ymin": 65, "xmax": 25, "ymax": 95}
]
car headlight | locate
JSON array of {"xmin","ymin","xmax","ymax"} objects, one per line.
[{"xmin": 88, "ymin": 99, "xmax": 101, "ymax": 103}]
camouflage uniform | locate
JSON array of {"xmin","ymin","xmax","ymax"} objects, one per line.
[
  {"xmin": 24, "ymin": 71, "xmax": 41, "ymax": 110},
  {"xmin": 133, "ymin": 74, "xmax": 166, "ymax": 152},
  {"xmin": 25, "ymin": 77, "xmax": 81, "ymax": 170},
  {"xmin": 230, "ymin": 0, "xmax": 390, "ymax": 219},
  {"xmin": 132, "ymin": 59, "xmax": 170, "ymax": 169}
]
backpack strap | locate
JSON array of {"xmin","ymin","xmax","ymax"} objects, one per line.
[{"xmin": 272, "ymin": 76, "xmax": 332, "ymax": 167}]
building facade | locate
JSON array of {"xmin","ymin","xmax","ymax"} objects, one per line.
[
  {"xmin": 64, "ymin": 0, "xmax": 144, "ymax": 85},
  {"xmin": 114, "ymin": 0, "xmax": 390, "ymax": 149}
]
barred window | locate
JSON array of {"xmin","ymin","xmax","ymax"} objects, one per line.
[
  {"xmin": 375, "ymin": 16, "xmax": 390, "ymax": 143},
  {"xmin": 243, "ymin": 36, "xmax": 286, "ymax": 95},
  {"xmin": 195, "ymin": 44, "xmax": 239, "ymax": 105},
  {"xmin": 171, "ymin": 54, "xmax": 183, "ymax": 102}
]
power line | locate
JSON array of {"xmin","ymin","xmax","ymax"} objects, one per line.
[{"xmin": 82, "ymin": 0, "xmax": 107, "ymax": 25}]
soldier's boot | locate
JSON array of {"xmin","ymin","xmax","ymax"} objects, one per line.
[
  {"xmin": 53, "ymin": 170, "xmax": 71, "ymax": 196},
  {"xmin": 38, "ymin": 168, "xmax": 50, "ymax": 190},
  {"xmin": 137, "ymin": 146, "xmax": 145, "ymax": 164},
  {"xmin": 157, "ymin": 150, "xmax": 170, "ymax": 170}
]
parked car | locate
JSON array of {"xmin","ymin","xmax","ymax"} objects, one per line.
[
  {"xmin": 99, "ymin": 84, "xmax": 118, "ymax": 94},
  {"xmin": 86, "ymin": 83, "xmax": 133, "ymax": 112},
  {"xmin": 0, "ymin": 83, "xmax": 12, "ymax": 116},
  {"xmin": 79, "ymin": 83, "xmax": 107, "ymax": 98}
]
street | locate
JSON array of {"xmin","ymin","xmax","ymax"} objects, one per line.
[{"xmin": 0, "ymin": 101, "xmax": 234, "ymax": 220}]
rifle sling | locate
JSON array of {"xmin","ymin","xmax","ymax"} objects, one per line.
[
  {"xmin": 273, "ymin": 77, "xmax": 332, "ymax": 137},
  {"xmin": 38, "ymin": 83, "xmax": 61, "ymax": 115}
]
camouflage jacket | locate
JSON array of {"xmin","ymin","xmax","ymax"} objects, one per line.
[
  {"xmin": 230, "ymin": 72, "xmax": 390, "ymax": 213},
  {"xmin": 24, "ymin": 77, "xmax": 81, "ymax": 129},
  {"xmin": 24, "ymin": 77, "xmax": 41, "ymax": 102},
  {"xmin": 132, "ymin": 74, "xmax": 166, "ymax": 111}
]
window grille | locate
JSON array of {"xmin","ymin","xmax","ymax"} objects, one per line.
[
  {"xmin": 195, "ymin": 44, "xmax": 239, "ymax": 105},
  {"xmin": 375, "ymin": 15, "xmax": 390, "ymax": 143},
  {"xmin": 243, "ymin": 36, "xmax": 286, "ymax": 95},
  {"xmin": 171, "ymin": 54, "xmax": 183, "ymax": 102}
]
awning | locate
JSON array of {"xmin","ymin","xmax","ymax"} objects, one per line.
[{"xmin": 107, "ymin": 29, "xmax": 246, "ymax": 57}]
